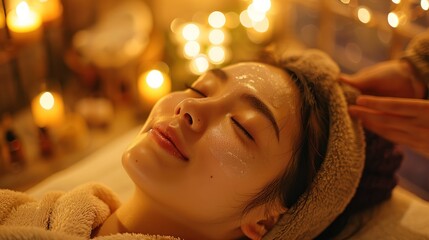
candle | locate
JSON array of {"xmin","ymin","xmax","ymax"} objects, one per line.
[
  {"xmin": 31, "ymin": 91, "xmax": 65, "ymax": 127},
  {"xmin": 34, "ymin": 0, "xmax": 62, "ymax": 23},
  {"xmin": 138, "ymin": 69, "xmax": 171, "ymax": 108},
  {"xmin": 6, "ymin": 1, "xmax": 42, "ymax": 42}
]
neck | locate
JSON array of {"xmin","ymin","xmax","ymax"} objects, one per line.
[{"xmin": 96, "ymin": 186, "xmax": 217, "ymax": 240}]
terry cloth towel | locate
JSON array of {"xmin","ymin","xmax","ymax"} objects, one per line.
[
  {"xmin": 0, "ymin": 183, "xmax": 180, "ymax": 240},
  {"xmin": 263, "ymin": 50, "xmax": 366, "ymax": 240}
]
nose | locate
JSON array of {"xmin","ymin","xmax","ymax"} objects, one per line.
[{"xmin": 174, "ymin": 98, "xmax": 205, "ymax": 132}]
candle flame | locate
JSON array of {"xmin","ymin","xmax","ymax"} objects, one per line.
[
  {"xmin": 16, "ymin": 1, "xmax": 31, "ymax": 18},
  {"xmin": 40, "ymin": 92, "xmax": 55, "ymax": 110},
  {"xmin": 146, "ymin": 70, "xmax": 165, "ymax": 89}
]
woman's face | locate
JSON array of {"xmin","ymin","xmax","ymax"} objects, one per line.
[{"xmin": 123, "ymin": 62, "xmax": 300, "ymax": 238}]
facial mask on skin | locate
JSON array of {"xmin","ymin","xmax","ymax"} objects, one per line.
[
  {"xmin": 232, "ymin": 64, "xmax": 291, "ymax": 109},
  {"xmin": 208, "ymin": 121, "xmax": 252, "ymax": 177}
]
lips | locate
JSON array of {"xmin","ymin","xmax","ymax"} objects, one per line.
[{"xmin": 151, "ymin": 125, "xmax": 189, "ymax": 161}]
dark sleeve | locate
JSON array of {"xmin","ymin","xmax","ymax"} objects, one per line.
[
  {"xmin": 346, "ymin": 130, "xmax": 403, "ymax": 212},
  {"xmin": 402, "ymin": 31, "xmax": 429, "ymax": 98},
  {"xmin": 316, "ymin": 130, "xmax": 403, "ymax": 239}
]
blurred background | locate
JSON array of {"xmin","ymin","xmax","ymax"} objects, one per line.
[{"xmin": 0, "ymin": 0, "xmax": 428, "ymax": 198}]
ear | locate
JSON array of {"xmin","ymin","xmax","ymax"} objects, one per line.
[{"xmin": 240, "ymin": 204, "xmax": 284, "ymax": 240}]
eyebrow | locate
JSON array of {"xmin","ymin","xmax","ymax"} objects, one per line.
[
  {"xmin": 206, "ymin": 68, "xmax": 280, "ymax": 140},
  {"xmin": 208, "ymin": 68, "xmax": 280, "ymax": 140},
  {"xmin": 241, "ymin": 94, "xmax": 280, "ymax": 141}
]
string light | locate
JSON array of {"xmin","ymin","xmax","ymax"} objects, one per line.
[
  {"xmin": 182, "ymin": 23, "xmax": 200, "ymax": 41},
  {"xmin": 339, "ymin": 0, "xmax": 425, "ymax": 29},
  {"xmin": 207, "ymin": 45, "xmax": 226, "ymax": 64},
  {"xmin": 247, "ymin": 4, "xmax": 267, "ymax": 22},
  {"xmin": 183, "ymin": 41, "xmax": 201, "ymax": 58},
  {"xmin": 190, "ymin": 55, "xmax": 210, "ymax": 74},
  {"xmin": 208, "ymin": 29, "xmax": 225, "ymax": 45},
  {"xmin": 239, "ymin": 10, "xmax": 253, "ymax": 28},
  {"xmin": 225, "ymin": 12, "xmax": 240, "ymax": 28},
  {"xmin": 422, "ymin": 0, "xmax": 429, "ymax": 10},
  {"xmin": 208, "ymin": 11, "xmax": 226, "ymax": 28},
  {"xmin": 170, "ymin": 0, "xmax": 274, "ymax": 76},
  {"xmin": 253, "ymin": 17, "xmax": 270, "ymax": 32},
  {"xmin": 357, "ymin": 6, "xmax": 371, "ymax": 24},
  {"xmin": 388, "ymin": 12, "xmax": 399, "ymax": 28},
  {"xmin": 252, "ymin": 0, "xmax": 271, "ymax": 12}
]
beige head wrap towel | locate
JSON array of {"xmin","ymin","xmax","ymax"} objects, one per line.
[{"xmin": 263, "ymin": 50, "xmax": 365, "ymax": 240}]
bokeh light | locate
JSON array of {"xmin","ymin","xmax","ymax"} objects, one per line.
[
  {"xmin": 422, "ymin": 0, "xmax": 429, "ymax": 10},
  {"xmin": 253, "ymin": 17, "xmax": 269, "ymax": 32},
  {"xmin": 208, "ymin": 11, "xmax": 226, "ymax": 28},
  {"xmin": 182, "ymin": 23, "xmax": 200, "ymax": 41},
  {"xmin": 208, "ymin": 29, "xmax": 225, "ymax": 45},
  {"xmin": 247, "ymin": 4, "xmax": 266, "ymax": 22},
  {"xmin": 145, "ymin": 70, "xmax": 165, "ymax": 89},
  {"xmin": 388, "ymin": 12, "xmax": 399, "ymax": 28},
  {"xmin": 208, "ymin": 45, "xmax": 226, "ymax": 64},
  {"xmin": 184, "ymin": 41, "xmax": 201, "ymax": 58},
  {"xmin": 190, "ymin": 55, "xmax": 210, "ymax": 74},
  {"xmin": 225, "ymin": 12, "xmax": 240, "ymax": 28},
  {"xmin": 252, "ymin": 0, "xmax": 271, "ymax": 12},
  {"xmin": 239, "ymin": 10, "xmax": 253, "ymax": 28},
  {"xmin": 357, "ymin": 7, "xmax": 371, "ymax": 24},
  {"xmin": 40, "ymin": 92, "xmax": 55, "ymax": 110}
]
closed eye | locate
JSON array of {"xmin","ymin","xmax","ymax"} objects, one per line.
[
  {"xmin": 231, "ymin": 117, "xmax": 254, "ymax": 142},
  {"xmin": 185, "ymin": 84, "xmax": 207, "ymax": 97}
]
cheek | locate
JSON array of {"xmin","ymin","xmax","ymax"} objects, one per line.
[{"xmin": 204, "ymin": 121, "xmax": 255, "ymax": 178}]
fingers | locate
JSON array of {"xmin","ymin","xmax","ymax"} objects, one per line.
[
  {"xmin": 348, "ymin": 105, "xmax": 416, "ymax": 131},
  {"xmin": 356, "ymin": 95, "xmax": 429, "ymax": 118},
  {"xmin": 349, "ymin": 104, "xmax": 429, "ymax": 158},
  {"xmin": 339, "ymin": 74, "xmax": 364, "ymax": 89},
  {"xmin": 339, "ymin": 75, "xmax": 382, "ymax": 96}
]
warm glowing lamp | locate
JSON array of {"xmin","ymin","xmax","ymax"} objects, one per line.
[
  {"xmin": 31, "ymin": 91, "xmax": 65, "ymax": 127},
  {"xmin": 138, "ymin": 69, "xmax": 171, "ymax": 107},
  {"xmin": 6, "ymin": 1, "xmax": 42, "ymax": 42}
]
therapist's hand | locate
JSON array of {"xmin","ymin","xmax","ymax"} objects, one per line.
[
  {"xmin": 349, "ymin": 96, "xmax": 429, "ymax": 158},
  {"xmin": 340, "ymin": 60, "xmax": 427, "ymax": 99}
]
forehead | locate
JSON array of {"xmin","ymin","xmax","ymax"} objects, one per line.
[{"xmin": 222, "ymin": 62, "xmax": 295, "ymax": 109}]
